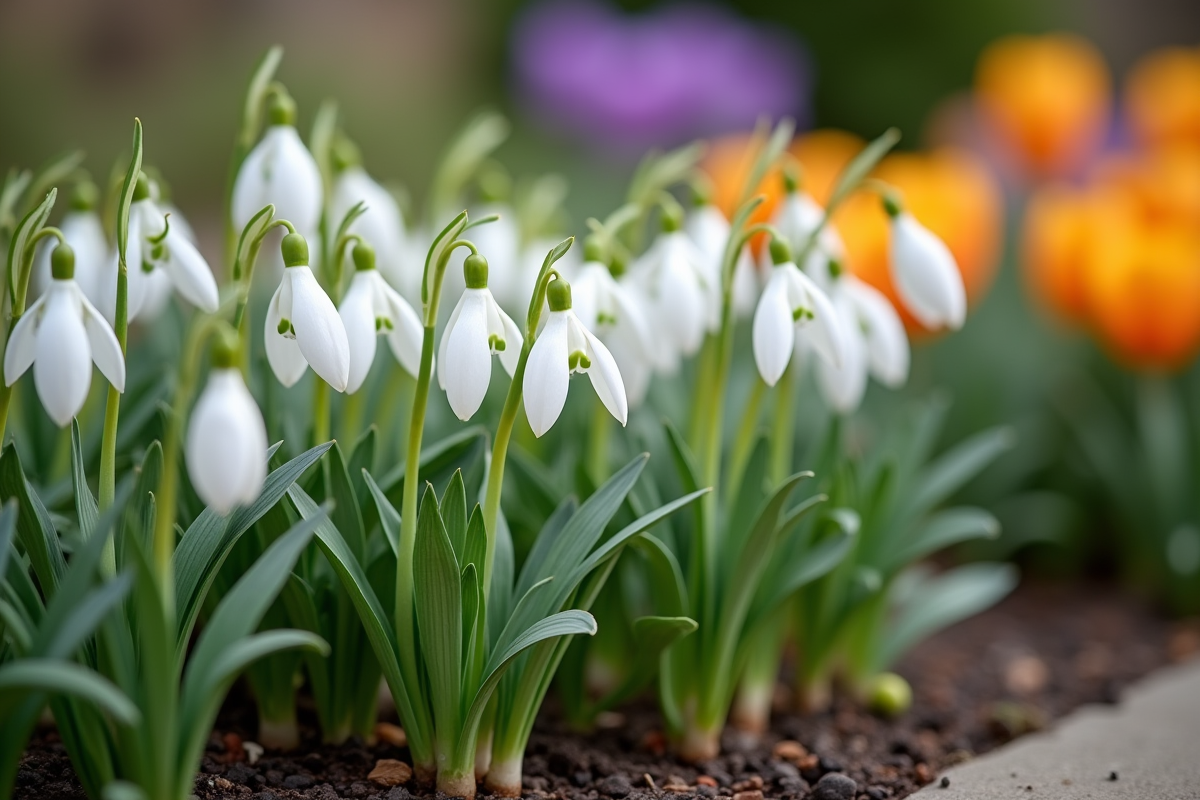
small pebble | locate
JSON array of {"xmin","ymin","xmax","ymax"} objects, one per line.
[
  {"xmin": 374, "ymin": 723, "xmax": 407, "ymax": 748},
  {"xmin": 940, "ymin": 776, "xmax": 951, "ymax": 788},
  {"xmin": 914, "ymin": 763, "xmax": 933, "ymax": 784},
  {"xmin": 772, "ymin": 740, "xmax": 808, "ymax": 764},
  {"xmin": 696, "ymin": 776, "xmax": 718, "ymax": 788},
  {"xmin": 282, "ymin": 774, "xmax": 314, "ymax": 790},
  {"xmin": 598, "ymin": 774, "xmax": 633, "ymax": 798},
  {"xmin": 243, "ymin": 742, "xmax": 264, "ymax": 765},
  {"xmin": 695, "ymin": 786, "xmax": 718, "ymax": 798},
  {"xmin": 367, "ymin": 759, "xmax": 412, "ymax": 787},
  {"xmin": 812, "ymin": 772, "xmax": 857, "ymax": 800},
  {"xmin": 732, "ymin": 791, "xmax": 763, "ymax": 800}
]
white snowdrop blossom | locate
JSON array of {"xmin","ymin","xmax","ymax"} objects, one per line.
[
  {"xmin": 752, "ymin": 239, "xmax": 846, "ymax": 387},
  {"xmin": 338, "ymin": 243, "xmax": 424, "ymax": 394},
  {"xmin": 438, "ymin": 253, "xmax": 522, "ymax": 421},
  {"xmin": 523, "ymin": 278, "xmax": 627, "ymax": 438},
  {"xmin": 771, "ymin": 189, "xmax": 847, "ymax": 280},
  {"xmin": 33, "ymin": 209, "xmax": 107, "ymax": 304},
  {"xmin": 886, "ymin": 203, "xmax": 966, "ymax": 330},
  {"xmin": 330, "ymin": 160, "xmax": 408, "ymax": 290},
  {"xmin": 570, "ymin": 248, "xmax": 654, "ymax": 407},
  {"xmin": 264, "ymin": 233, "xmax": 351, "ymax": 391},
  {"xmin": 685, "ymin": 203, "xmax": 759, "ymax": 318},
  {"xmin": 232, "ymin": 95, "xmax": 322, "ymax": 242},
  {"xmin": 4, "ymin": 244, "xmax": 125, "ymax": 427},
  {"xmin": 445, "ymin": 205, "xmax": 521, "ymax": 316},
  {"xmin": 630, "ymin": 221, "xmax": 714, "ymax": 373},
  {"xmin": 186, "ymin": 365, "xmax": 268, "ymax": 515},
  {"xmin": 99, "ymin": 176, "xmax": 220, "ymax": 324}
]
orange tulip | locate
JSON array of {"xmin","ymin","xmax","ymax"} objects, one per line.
[
  {"xmin": 975, "ymin": 34, "xmax": 1111, "ymax": 178},
  {"xmin": 1125, "ymin": 46, "xmax": 1200, "ymax": 151},
  {"xmin": 1083, "ymin": 212, "xmax": 1200, "ymax": 371},
  {"xmin": 1090, "ymin": 146, "xmax": 1200, "ymax": 228}
]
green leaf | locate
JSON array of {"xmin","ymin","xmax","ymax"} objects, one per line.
[
  {"xmin": 0, "ymin": 168, "xmax": 31, "ymax": 232},
  {"xmin": 328, "ymin": 441, "xmax": 367, "ymax": 560},
  {"xmin": 346, "ymin": 426, "xmax": 377, "ymax": 508},
  {"xmin": 627, "ymin": 141, "xmax": 704, "ymax": 207},
  {"xmin": 70, "ymin": 421, "xmax": 99, "ymax": 542},
  {"xmin": 231, "ymin": 203, "xmax": 275, "ymax": 281},
  {"xmin": 0, "ymin": 660, "xmax": 139, "ymax": 725},
  {"xmin": 911, "ymin": 427, "xmax": 1014, "ymax": 514},
  {"xmin": 174, "ymin": 442, "xmax": 331, "ymax": 651},
  {"xmin": 238, "ymin": 46, "xmax": 284, "ymax": 153},
  {"xmin": 889, "ymin": 507, "xmax": 1001, "ymax": 570},
  {"xmin": 26, "ymin": 150, "xmax": 85, "ymax": 211},
  {"xmin": 441, "ymin": 470, "xmax": 468, "ymax": 562},
  {"xmin": 429, "ymin": 110, "xmax": 510, "ymax": 217},
  {"xmin": 413, "ymin": 486, "xmax": 463, "ymax": 733},
  {"xmin": 748, "ymin": 511, "xmax": 856, "ymax": 630},
  {"xmin": 0, "ymin": 443, "xmax": 65, "ymax": 592},
  {"xmin": 515, "ymin": 496, "xmax": 577, "ymax": 597},
  {"xmin": 377, "ymin": 427, "xmax": 488, "ymax": 498},
  {"xmin": 663, "ymin": 419, "xmax": 700, "ymax": 495},
  {"xmin": 737, "ymin": 118, "xmax": 794, "ymax": 210},
  {"xmin": 364, "ymin": 470, "xmax": 401, "ymax": 557},
  {"xmin": 630, "ymin": 535, "xmax": 689, "ymax": 617},
  {"xmin": 6, "ymin": 187, "xmax": 56, "ymax": 302},
  {"xmin": 874, "ymin": 563, "xmax": 1018, "ymax": 673},
  {"xmin": 463, "ymin": 506, "xmax": 486, "ymax": 573}
]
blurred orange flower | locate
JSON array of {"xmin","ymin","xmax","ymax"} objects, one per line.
[
  {"xmin": 1125, "ymin": 46, "xmax": 1200, "ymax": 151},
  {"xmin": 702, "ymin": 133, "xmax": 785, "ymax": 238},
  {"xmin": 974, "ymin": 34, "xmax": 1111, "ymax": 178}
]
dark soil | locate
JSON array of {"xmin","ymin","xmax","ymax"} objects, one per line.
[{"xmin": 15, "ymin": 580, "xmax": 1199, "ymax": 800}]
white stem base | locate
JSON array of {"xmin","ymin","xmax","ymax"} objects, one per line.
[
  {"xmin": 259, "ymin": 718, "xmax": 300, "ymax": 751},
  {"xmin": 484, "ymin": 755, "xmax": 523, "ymax": 797}
]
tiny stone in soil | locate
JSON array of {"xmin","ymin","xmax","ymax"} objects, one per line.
[{"xmin": 811, "ymin": 772, "xmax": 857, "ymax": 800}]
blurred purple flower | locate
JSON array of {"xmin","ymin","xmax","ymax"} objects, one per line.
[{"xmin": 511, "ymin": 0, "xmax": 810, "ymax": 152}]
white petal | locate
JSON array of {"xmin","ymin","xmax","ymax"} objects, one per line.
[
  {"xmin": 380, "ymin": 276, "xmax": 424, "ymax": 376},
  {"xmin": 290, "ymin": 267, "xmax": 350, "ymax": 392},
  {"xmin": 442, "ymin": 290, "xmax": 494, "ymax": 420},
  {"xmin": 605, "ymin": 325, "xmax": 652, "ymax": 407},
  {"xmin": 33, "ymin": 284, "xmax": 92, "ymax": 426},
  {"xmin": 77, "ymin": 285, "xmax": 126, "ymax": 392},
  {"xmin": 339, "ymin": 272, "xmax": 379, "ymax": 394},
  {"xmin": 438, "ymin": 291, "xmax": 467, "ymax": 391},
  {"xmin": 658, "ymin": 237, "xmax": 707, "ymax": 356},
  {"xmin": 65, "ymin": 212, "xmax": 110, "ymax": 308},
  {"xmin": 523, "ymin": 311, "xmax": 570, "ymax": 437},
  {"xmin": 731, "ymin": 247, "xmax": 760, "ymax": 318},
  {"xmin": 787, "ymin": 266, "xmax": 846, "ymax": 369},
  {"xmin": 752, "ymin": 269, "xmax": 795, "ymax": 386},
  {"xmin": 815, "ymin": 292, "xmax": 868, "ymax": 415},
  {"xmin": 4, "ymin": 294, "xmax": 45, "ymax": 386},
  {"xmin": 233, "ymin": 126, "xmax": 323, "ymax": 235},
  {"xmin": 333, "ymin": 168, "xmax": 408, "ymax": 287},
  {"xmin": 848, "ymin": 278, "xmax": 909, "ymax": 387},
  {"xmin": 264, "ymin": 274, "xmax": 308, "ymax": 387},
  {"xmin": 889, "ymin": 213, "xmax": 966, "ymax": 330},
  {"xmin": 186, "ymin": 369, "xmax": 269, "ymax": 514},
  {"xmin": 162, "ymin": 231, "xmax": 219, "ymax": 312},
  {"xmin": 493, "ymin": 299, "xmax": 523, "ymax": 376},
  {"xmin": 578, "ymin": 318, "xmax": 628, "ymax": 426}
]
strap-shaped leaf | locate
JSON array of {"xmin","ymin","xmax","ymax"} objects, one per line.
[
  {"xmin": 0, "ymin": 444, "xmax": 65, "ymax": 593},
  {"xmin": 363, "ymin": 470, "xmax": 401, "ymax": 557},
  {"xmin": 0, "ymin": 659, "xmax": 138, "ymax": 725},
  {"xmin": 631, "ymin": 535, "xmax": 689, "ymax": 617},
  {"xmin": 663, "ymin": 419, "xmax": 700, "ymax": 496},
  {"xmin": 413, "ymin": 486, "xmax": 463, "ymax": 734},
  {"xmin": 441, "ymin": 470, "xmax": 468, "ymax": 561},
  {"xmin": 462, "ymin": 505, "xmax": 486, "ymax": 573},
  {"xmin": 910, "ymin": 428, "xmax": 1012, "ymax": 514},
  {"xmin": 327, "ymin": 441, "xmax": 366, "ymax": 560},
  {"xmin": 889, "ymin": 507, "xmax": 1000, "ymax": 570},
  {"xmin": 514, "ymin": 495, "xmax": 577, "ymax": 597},
  {"xmin": 6, "ymin": 187, "xmax": 56, "ymax": 299},
  {"xmin": 377, "ymin": 426, "xmax": 488, "ymax": 497},
  {"xmin": 593, "ymin": 616, "xmax": 697, "ymax": 715},
  {"xmin": 26, "ymin": 150, "xmax": 85, "ymax": 212},
  {"xmin": 872, "ymin": 563, "xmax": 1017, "ymax": 673},
  {"xmin": 174, "ymin": 442, "xmax": 330, "ymax": 651},
  {"xmin": 747, "ymin": 516, "xmax": 856, "ymax": 632},
  {"xmin": 70, "ymin": 421, "xmax": 99, "ymax": 541}
]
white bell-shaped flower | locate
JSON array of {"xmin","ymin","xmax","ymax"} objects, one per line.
[
  {"xmin": 338, "ymin": 242, "xmax": 424, "ymax": 394},
  {"xmin": 523, "ymin": 277, "xmax": 627, "ymax": 438},
  {"xmin": 98, "ymin": 175, "xmax": 220, "ymax": 324},
  {"xmin": 437, "ymin": 253, "xmax": 522, "ymax": 421},
  {"xmin": 771, "ymin": 188, "xmax": 847, "ymax": 281},
  {"xmin": 685, "ymin": 202, "xmax": 759, "ymax": 319},
  {"xmin": 4, "ymin": 243, "xmax": 125, "ymax": 427},
  {"xmin": 885, "ymin": 198, "xmax": 966, "ymax": 330},
  {"xmin": 630, "ymin": 214, "xmax": 714, "ymax": 373},
  {"xmin": 570, "ymin": 242, "xmax": 654, "ymax": 407},
  {"xmin": 32, "ymin": 183, "xmax": 108, "ymax": 304},
  {"xmin": 186, "ymin": 341, "xmax": 268, "ymax": 515},
  {"xmin": 330, "ymin": 143, "xmax": 408, "ymax": 291},
  {"xmin": 232, "ymin": 93, "xmax": 323, "ymax": 244},
  {"xmin": 264, "ymin": 233, "xmax": 351, "ymax": 391},
  {"xmin": 752, "ymin": 238, "xmax": 846, "ymax": 387},
  {"xmin": 445, "ymin": 204, "xmax": 521, "ymax": 317}
]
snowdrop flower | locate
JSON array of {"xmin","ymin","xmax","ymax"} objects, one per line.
[
  {"xmin": 523, "ymin": 277, "xmax": 627, "ymax": 437},
  {"xmin": 99, "ymin": 174, "xmax": 220, "ymax": 324},
  {"xmin": 685, "ymin": 201, "xmax": 758, "ymax": 318},
  {"xmin": 884, "ymin": 196, "xmax": 966, "ymax": 330},
  {"xmin": 571, "ymin": 239, "xmax": 654, "ymax": 406},
  {"xmin": 264, "ymin": 233, "xmax": 351, "ymax": 391},
  {"xmin": 186, "ymin": 337, "xmax": 268, "ymax": 514},
  {"xmin": 630, "ymin": 211, "xmax": 714, "ymax": 372},
  {"xmin": 445, "ymin": 204, "xmax": 521, "ymax": 317},
  {"xmin": 338, "ymin": 242, "xmax": 423, "ymax": 394},
  {"xmin": 438, "ymin": 253, "xmax": 522, "ymax": 420},
  {"xmin": 232, "ymin": 91, "xmax": 322, "ymax": 244},
  {"xmin": 4, "ymin": 243, "xmax": 125, "ymax": 427},
  {"xmin": 329, "ymin": 140, "xmax": 408, "ymax": 291},
  {"xmin": 771, "ymin": 186, "xmax": 847, "ymax": 280},
  {"xmin": 32, "ymin": 181, "xmax": 107, "ymax": 304},
  {"xmin": 752, "ymin": 238, "xmax": 846, "ymax": 387}
]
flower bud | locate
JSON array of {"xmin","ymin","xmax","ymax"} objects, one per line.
[
  {"xmin": 769, "ymin": 236, "xmax": 793, "ymax": 266},
  {"xmin": 868, "ymin": 672, "xmax": 912, "ymax": 718},
  {"xmin": 464, "ymin": 253, "xmax": 489, "ymax": 289},
  {"xmin": 267, "ymin": 88, "xmax": 297, "ymax": 126},
  {"xmin": 51, "ymin": 243, "xmax": 75, "ymax": 281},
  {"xmin": 69, "ymin": 181, "xmax": 99, "ymax": 212},
  {"xmin": 547, "ymin": 277, "xmax": 572, "ymax": 312},
  {"xmin": 352, "ymin": 241, "xmax": 376, "ymax": 272},
  {"xmin": 281, "ymin": 233, "xmax": 309, "ymax": 268}
]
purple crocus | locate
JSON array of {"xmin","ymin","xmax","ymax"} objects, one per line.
[{"xmin": 511, "ymin": 0, "xmax": 810, "ymax": 152}]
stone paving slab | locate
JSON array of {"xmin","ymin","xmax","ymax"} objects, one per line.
[{"xmin": 912, "ymin": 660, "xmax": 1200, "ymax": 799}]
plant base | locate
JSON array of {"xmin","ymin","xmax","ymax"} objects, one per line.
[
  {"xmin": 438, "ymin": 771, "xmax": 478, "ymax": 800},
  {"xmin": 729, "ymin": 682, "xmax": 773, "ymax": 739},
  {"xmin": 484, "ymin": 756, "xmax": 523, "ymax": 797},
  {"xmin": 259, "ymin": 717, "xmax": 300, "ymax": 751},
  {"xmin": 675, "ymin": 726, "xmax": 721, "ymax": 762}
]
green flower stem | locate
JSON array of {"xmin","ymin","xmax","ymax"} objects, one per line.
[
  {"xmin": 232, "ymin": 217, "xmax": 294, "ymax": 369},
  {"xmin": 481, "ymin": 344, "xmax": 530, "ymax": 596},
  {"xmin": 313, "ymin": 379, "xmax": 330, "ymax": 446},
  {"xmin": 96, "ymin": 264, "xmax": 127, "ymax": 577},
  {"xmin": 154, "ymin": 315, "xmax": 227, "ymax": 615},
  {"xmin": 586, "ymin": 395, "xmax": 612, "ymax": 487},
  {"xmin": 726, "ymin": 377, "xmax": 766, "ymax": 505}
]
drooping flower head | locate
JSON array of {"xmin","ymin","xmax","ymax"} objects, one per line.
[
  {"xmin": 523, "ymin": 276, "xmax": 628, "ymax": 437},
  {"xmin": 338, "ymin": 241, "xmax": 424, "ymax": 394},
  {"xmin": 186, "ymin": 331, "xmax": 268, "ymax": 515},
  {"xmin": 264, "ymin": 232, "xmax": 351, "ymax": 391},
  {"xmin": 329, "ymin": 137, "xmax": 409, "ymax": 292},
  {"xmin": 438, "ymin": 253, "xmax": 522, "ymax": 421},
  {"xmin": 32, "ymin": 181, "xmax": 107, "ymax": 304},
  {"xmin": 751, "ymin": 237, "xmax": 846, "ymax": 387},
  {"xmin": 882, "ymin": 193, "xmax": 967, "ymax": 331},
  {"xmin": 570, "ymin": 237, "xmax": 654, "ymax": 406},
  {"xmin": 4, "ymin": 242, "xmax": 125, "ymax": 427}
]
